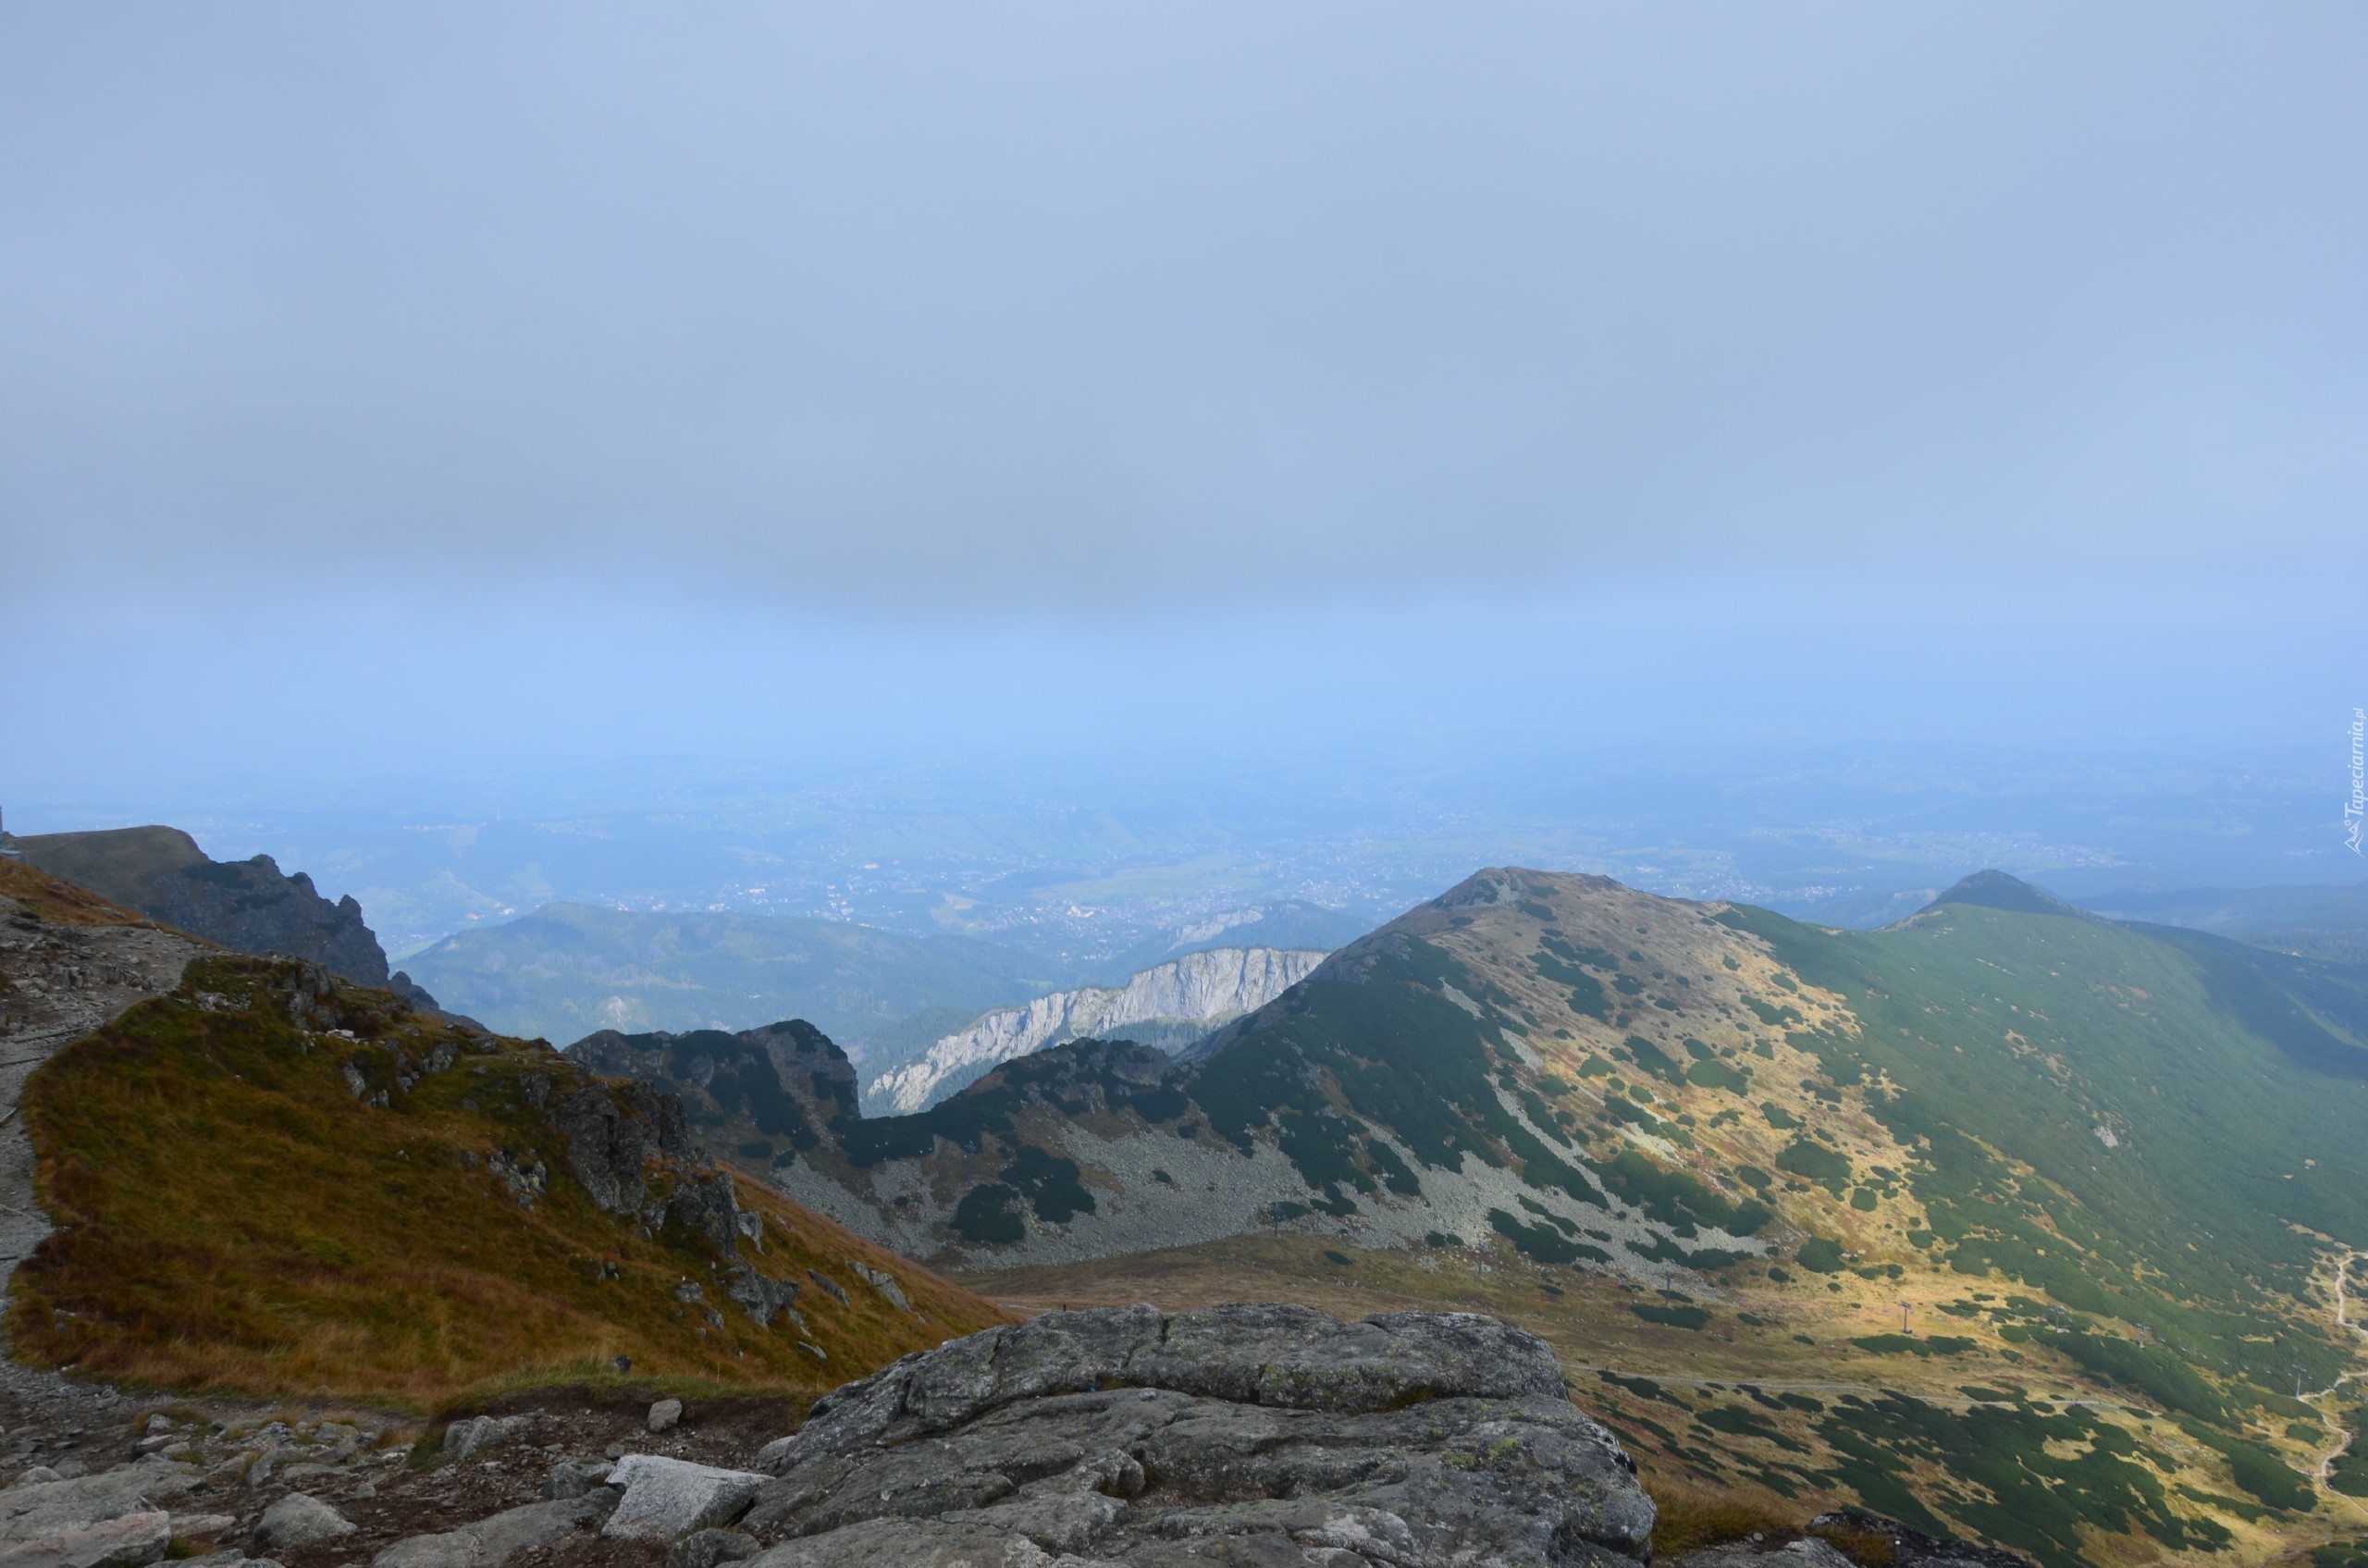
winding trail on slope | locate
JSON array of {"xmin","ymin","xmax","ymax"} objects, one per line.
[{"xmin": 2303, "ymin": 1248, "xmax": 2366, "ymax": 1489}]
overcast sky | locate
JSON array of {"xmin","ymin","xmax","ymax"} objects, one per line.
[{"xmin": 5, "ymin": 6, "xmax": 2364, "ymax": 801}]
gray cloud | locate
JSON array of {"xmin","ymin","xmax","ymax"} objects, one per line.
[{"xmin": 3, "ymin": 3, "xmax": 2362, "ymax": 606}]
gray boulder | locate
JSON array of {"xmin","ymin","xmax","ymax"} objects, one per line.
[
  {"xmin": 0, "ymin": 1466, "xmax": 200, "ymax": 1536},
  {"xmin": 539, "ymin": 1460, "xmax": 614, "ymax": 1501},
  {"xmin": 604, "ymin": 1457, "xmax": 767, "ymax": 1542},
  {"xmin": 648, "ymin": 1400, "xmax": 684, "ymax": 1435},
  {"xmin": 0, "ymin": 1511, "xmax": 170, "ymax": 1568},
  {"xmin": 442, "ymin": 1416, "xmax": 526, "ymax": 1463},
  {"xmin": 253, "ymin": 1495, "xmax": 355, "ymax": 1555},
  {"xmin": 373, "ymin": 1492, "xmax": 617, "ymax": 1568},
  {"xmin": 739, "ymin": 1303, "xmax": 1652, "ymax": 1567}
]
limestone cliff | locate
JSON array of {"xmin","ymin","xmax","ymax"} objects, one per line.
[{"xmin": 864, "ymin": 945, "xmax": 1326, "ymax": 1114}]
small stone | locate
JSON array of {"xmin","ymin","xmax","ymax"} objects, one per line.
[
  {"xmin": 18, "ymin": 1467, "xmax": 61, "ymax": 1485},
  {"xmin": 538, "ymin": 1460, "xmax": 610, "ymax": 1501},
  {"xmin": 253, "ymin": 1495, "xmax": 356, "ymax": 1554},
  {"xmin": 646, "ymin": 1400, "xmax": 682, "ymax": 1435},
  {"xmin": 166, "ymin": 1514, "xmax": 235, "ymax": 1539},
  {"xmin": 143, "ymin": 1418, "xmax": 173, "ymax": 1437}
]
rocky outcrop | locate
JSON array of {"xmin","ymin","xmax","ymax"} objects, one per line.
[
  {"xmin": 554, "ymin": 1081, "xmax": 696, "ymax": 1215},
  {"xmin": 736, "ymin": 1303, "xmax": 1654, "ymax": 1566},
  {"xmin": 867, "ymin": 946, "xmax": 1327, "ymax": 1115},
  {"xmin": 568, "ymin": 1021, "xmax": 859, "ymax": 1168},
  {"xmin": 14, "ymin": 829, "xmax": 394, "ymax": 988}
]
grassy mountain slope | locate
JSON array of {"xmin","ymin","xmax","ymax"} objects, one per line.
[
  {"xmin": 707, "ymin": 866, "xmax": 2368, "ymax": 1564},
  {"xmin": 401, "ymin": 902, "xmax": 1058, "ymax": 1056},
  {"xmin": 2084, "ymin": 880, "xmax": 2368, "ymax": 966},
  {"xmin": 0, "ymin": 855, "xmax": 162, "ymax": 929},
  {"xmin": 12, "ymin": 954, "xmax": 1005, "ymax": 1407}
]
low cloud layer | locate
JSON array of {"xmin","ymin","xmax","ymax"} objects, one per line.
[{"xmin": 5, "ymin": 4, "xmax": 2362, "ymax": 609}]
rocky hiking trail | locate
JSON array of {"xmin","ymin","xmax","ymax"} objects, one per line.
[{"xmin": 0, "ymin": 875, "xmax": 209, "ymax": 1283}]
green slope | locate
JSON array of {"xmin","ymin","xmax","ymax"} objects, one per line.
[
  {"xmin": 1721, "ymin": 890, "xmax": 2367, "ymax": 1398},
  {"xmin": 401, "ymin": 902, "xmax": 1061, "ymax": 1054}
]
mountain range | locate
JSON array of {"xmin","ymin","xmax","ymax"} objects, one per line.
[
  {"xmin": 7, "ymin": 829, "xmax": 2368, "ymax": 1564},
  {"xmin": 557, "ymin": 865, "xmax": 2368, "ymax": 1565}
]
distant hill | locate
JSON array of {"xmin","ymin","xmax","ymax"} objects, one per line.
[
  {"xmin": 862, "ymin": 945, "xmax": 1329, "ymax": 1114},
  {"xmin": 630, "ymin": 867, "xmax": 2368, "ymax": 1564},
  {"xmin": 13, "ymin": 952, "xmax": 1005, "ymax": 1405},
  {"xmin": 13, "ymin": 825, "xmax": 402, "ymax": 988},
  {"xmin": 1919, "ymin": 869, "xmax": 2093, "ymax": 920},
  {"xmin": 402, "ymin": 902, "xmax": 1059, "ymax": 1057}
]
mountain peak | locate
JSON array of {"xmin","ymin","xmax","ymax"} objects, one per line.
[{"xmin": 1922, "ymin": 870, "xmax": 2087, "ymax": 919}]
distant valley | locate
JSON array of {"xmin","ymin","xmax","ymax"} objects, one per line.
[{"xmin": 399, "ymin": 902, "xmax": 1062, "ymax": 1058}]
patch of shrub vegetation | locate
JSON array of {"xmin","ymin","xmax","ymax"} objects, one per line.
[
  {"xmin": 1775, "ymin": 1137, "xmax": 1852, "ymax": 1194},
  {"xmin": 1630, "ymin": 1302, "xmax": 1712, "ymax": 1330},
  {"xmin": 2053, "ymin": 1331, "xmax": 2225, "ymax": 1423},
  {"xmin": 1795, "ymin": 1237, "xmax": 1844, "ymax": 1274},
  {"xmin": 949, "ymin": 1181, "xmax": 1024, "ymax": 1244},
  {"xmin": 2178, "ymin": 1421, "xmax": 2313, "ymax": 1511},
  {"xmin": 1850, "ymin": 1334, "xmax": 1976, "ymax": 1357},
  {"xmin": 996, "ymin": 1143, "xmax": 1096, "ymax": 1224},
  {"xmin": 1487, "ymin": 1207, "xmax": 1610, "ymax": 1266},
  {"xmin": 1809, "ymin": 1390, "xmax": 2229, "ymax": 1564},
  {"xmin": 1590, "ymin": 1148, "xmax": 1771, "ymax": 1237},
  {"xmin": 1684, "ymin": 1057, "xmax": 1750, "ymax": 1093}
]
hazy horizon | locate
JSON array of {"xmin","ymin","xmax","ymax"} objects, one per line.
[{"xmin": 7, "ymin": 5, "xmax": 2364, "ymax": 965}]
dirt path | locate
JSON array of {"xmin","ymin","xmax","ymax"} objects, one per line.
[
  {"xmin": 2303, "ymin": 1248, "xmax": 2365, "ymax": 1489},
  {"xmin": 0, "ymin": 907, "xmax": 204, "ymax": 1286}
]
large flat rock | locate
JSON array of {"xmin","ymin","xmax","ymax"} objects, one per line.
[{"xmin": 743, "ymin": 1303, "xmax": 1653, "ymax": 1567}]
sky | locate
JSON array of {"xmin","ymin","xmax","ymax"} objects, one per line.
[{"xmin": 4, "ymin": 5, "xmax": 2364, "ymax": 880}]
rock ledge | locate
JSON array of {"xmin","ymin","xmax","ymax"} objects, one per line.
[{"xmin": 742, "ymin": 1302, "xmax": 1653, "ymax": 1566}]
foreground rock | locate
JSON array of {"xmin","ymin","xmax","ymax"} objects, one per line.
[
  {"xmin": 253, "ymin": 1495, "xmax": 354, "ymax": 1554},
  {"xmin": 0, "ymin": 1510, "xmax": 170, "ymax": 1568},
  {"xmin": 739, "ymin": 1303, "xmax": 1654, "ymax": 1566},
  {"xmin": 604, "ymin": 1459, "xmax": 768, "ymax": 1543}
]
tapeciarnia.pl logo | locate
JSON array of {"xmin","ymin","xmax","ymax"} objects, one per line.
[{"xmin": 2348, "ymin": 708, "xmax": 2365, "ymax": 856}]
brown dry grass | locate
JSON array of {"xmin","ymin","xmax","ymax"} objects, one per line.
[
  {"xmin": 12, "ymin": 957, "xmax": 1010, "ymax": 1411},
  {"xmin": 1646, "ymin": 1473, "xmax": 1800, "ymax": 1557},
  {"xmin": 0, "ymin": 858, "xmax": 164, "ymax": 929}
]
